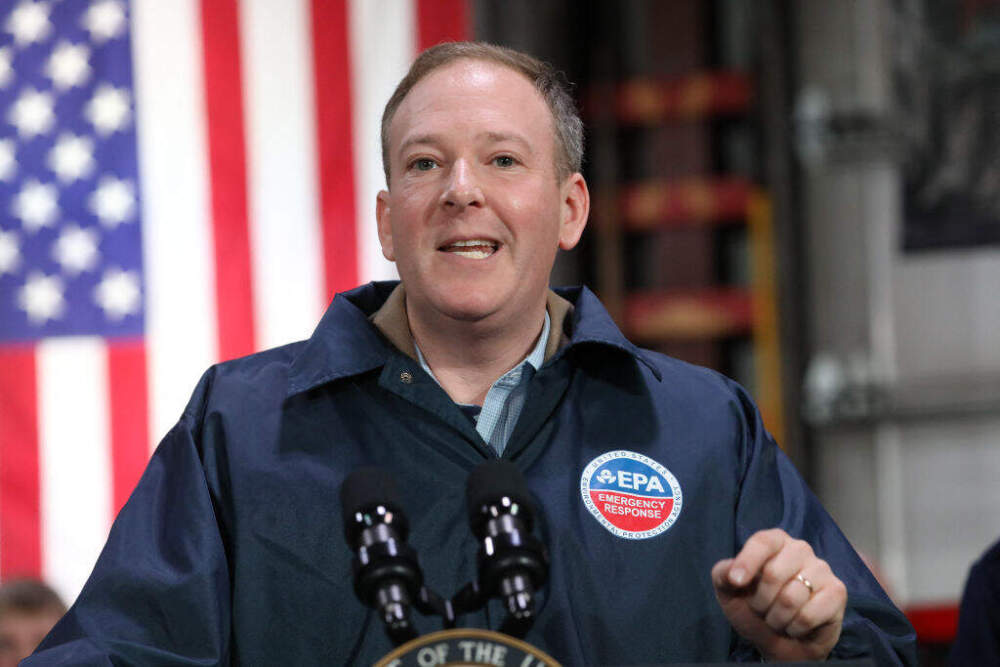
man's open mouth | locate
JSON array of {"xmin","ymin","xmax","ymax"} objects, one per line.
[{"xmin": 439, "ymin": 239, "xmax": 499, "ymax": 259}]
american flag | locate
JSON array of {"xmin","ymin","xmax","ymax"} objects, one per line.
[{"xmin": 0, "ymin": 0, "xmax": 468, "ymax": 605}]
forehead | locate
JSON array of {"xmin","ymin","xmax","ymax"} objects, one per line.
[{"xmin": 387, "ymin": 59, "xmax": 555, "ymax": 153}]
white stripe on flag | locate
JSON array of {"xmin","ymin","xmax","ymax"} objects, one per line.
[
  {"xmin": 132, "ymin": 0, "xmax": 218, "ymax": 446},
  {"xmin": 349, "ymin": 0, "xmax": 412, "ymax": 283},
  {"xmin": 38, "ymin": 338, "xmax": 113, "ymax": 605},
  {"xmin": 241, "ymin": 0, "xmax": 325, "ymax": 349}
]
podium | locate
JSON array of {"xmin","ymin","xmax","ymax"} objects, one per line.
[
  {"xmin": 374, "ymin": 629, "xmax": 877, "ymax": 667},
  {"xmin": 375, "ymin": 628, "xmax": 559, "ymax": 666}
]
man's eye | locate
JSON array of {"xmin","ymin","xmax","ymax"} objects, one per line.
[
  {"xmin": 412, "ymin": 158, "xmax": 438, "ymax": 171},
  {"xmin": 493, "ymin": 155, "xmax": 515, "ymax": 168}
]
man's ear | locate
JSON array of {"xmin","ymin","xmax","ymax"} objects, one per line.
[
  {"xmin": 375, "ymin": 190, "xmax": 395, "ymax": 261},
  {"xmin": 558, "ymin": 173, "xmax": 590, "ymax": 250}
]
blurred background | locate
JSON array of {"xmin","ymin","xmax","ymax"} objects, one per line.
[
  {"xmin": 486, "ymin": 1, "xmax": 1000, "ymax": 662},
  {"xmin": 1, "ymin": 0, "xmax": 998, "ymax": 663}
]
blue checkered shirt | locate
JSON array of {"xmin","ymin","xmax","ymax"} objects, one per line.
[{"xmin": 415, "ymin": 312, "xmax": 550, "ymax": 456}]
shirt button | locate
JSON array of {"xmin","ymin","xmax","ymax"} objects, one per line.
[{"xmin": 400, "ymin": 371, "xmax": 413, "ymax": 384}]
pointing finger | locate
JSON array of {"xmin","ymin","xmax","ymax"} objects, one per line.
[
  {"xmin": 712, "ymin": 558, "xmax": 736, "ymax": 593},
  {"xmin": 727, "ymin": 528, "xmax": 790, "ymax": 587}
]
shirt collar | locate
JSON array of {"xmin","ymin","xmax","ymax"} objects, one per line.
[
  {"xmin": 286, "ymin": 281, "xmax": 661, "ymax": 397},
  {"xmin": 526, "ymin": 310, "xmax": 549, "ymax": 371}
]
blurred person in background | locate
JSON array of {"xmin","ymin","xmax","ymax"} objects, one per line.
[
  {"xmin": 0, "ymin": 579, "xmax": 65, "ymax": 667},
  {"xmin": 949, "ymin": 537, "xmax": 1000, "ymax": 666}
]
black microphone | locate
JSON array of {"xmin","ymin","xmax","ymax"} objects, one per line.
[
  {"xmin": 465, "ymin": 459, "xmax": 549, "ymax": 637},
  {"xmin": 340, "ymin": 467, "xmax": 423, "ymax": 646}
]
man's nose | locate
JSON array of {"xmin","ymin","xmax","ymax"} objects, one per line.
[{"xmin": 441, "ymin": 159, "xmax": 484, "ymax": 209}]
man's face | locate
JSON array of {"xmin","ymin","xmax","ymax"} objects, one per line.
[
  {"xmin": 0, "ymin": 610, "xmax": 61, "ymax": 666},
  {"xmin": 377, "ymin": 59, "xmax": 588, "ymax": 329}
]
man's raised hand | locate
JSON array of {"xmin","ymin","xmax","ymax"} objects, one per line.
[{"xmin": 711, "ymin": 528, "xmax": 848, "ymax": 661}]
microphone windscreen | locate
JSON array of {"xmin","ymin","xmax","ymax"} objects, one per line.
[
  {"xmin": 465, "ymin": 459, "xmax": 533, "ymax": 513},
  {"xmin": 340, "ymin": 466, "xmax": 403, "ymax": 526}
]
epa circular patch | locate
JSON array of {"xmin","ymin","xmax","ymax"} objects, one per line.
[{"xmin": 580, "ymin": 450, "xmax": 683, "ymax": 540}]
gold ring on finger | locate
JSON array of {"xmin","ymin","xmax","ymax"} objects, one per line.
[{"xmin": 796, "ymin": 573, "xmax": 814, "ymax": 595}]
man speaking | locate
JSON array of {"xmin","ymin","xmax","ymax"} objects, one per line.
[{"xmin": 27, "ymin": 43, "xmax": 916, "ymax": 664}]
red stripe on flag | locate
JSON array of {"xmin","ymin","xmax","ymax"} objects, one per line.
[
  {"xmin": 201, "ymin": 0, "xmax": 256, "ymax": 360},
  {"xmin": 0, "ymin": 347, "xmax": 42, "ymax": 578},
  {"xmin": 107, "ymin": 341, "xmax": 150, "ymax": 517},
  {"xmin": 311, "ymin": 0, "xmax": 359, "ymax": 300},
  {"xmin": 416, "ymin": 0, "xmax": 469, "ymax": 50}
]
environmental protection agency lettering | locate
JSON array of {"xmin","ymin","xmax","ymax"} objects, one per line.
[{"xmin": 580, "ymin": 450, "xmax": 683, "ymax": 540}]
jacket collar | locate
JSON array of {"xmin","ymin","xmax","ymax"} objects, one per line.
[
  {"xmin": 286, "ymin": 281, "xmax": 661, "ymax": 397},
  {"xmin": 285, "ymin": 282, "xmax": 397, "ymax": 396},
  {"xmin": 551, "ymin": 286, "xmax": 662, "ymax": 381},
  {"xmin": 370, "ymin": 283, "xmax": 575, "ymax": 364}
]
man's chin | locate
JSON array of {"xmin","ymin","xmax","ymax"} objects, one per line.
[
  {"xmin": 407, "ymin": 283, "xmax": 538, "ymax": 330},
  {"xmin": 422, "ymin": 293, "xmax": 505, "ymax": 325},
  {"xmin": 438, "ymin": 302, "xmax": 498, "ymax": 323}
]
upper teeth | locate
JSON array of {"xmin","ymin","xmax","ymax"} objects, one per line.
[
  {"xmin": 449, "ymin": 239, "xmax": 495, "ymax": 247},
  {"xmin": 443, "ymin": 239, "xmax": 497, "ymax": 259}
]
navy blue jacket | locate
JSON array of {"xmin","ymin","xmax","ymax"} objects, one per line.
[{"xmin": 29, "ymin": 282, "xmax": 916, "ymax": 665}]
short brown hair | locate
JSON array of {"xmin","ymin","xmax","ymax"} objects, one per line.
[
  {"xmin": 0, "ymin": 579, "xmax": 66, "ymax": 619},
  {"xmin": 381, "ymin": 42, "xmax": 583, "ymax": 184}
]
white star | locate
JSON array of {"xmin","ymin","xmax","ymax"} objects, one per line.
[
  {"xmin": 7, "ymin": 87, "xmax": 55, "ymax": 139},
  {"xmin": 84, "ymin": 83, "xmax": 130, "ymax": 136},
  {"xmin": 46, "ymin": 41, "xmax": 91, "ymax": 90},
  {"xmin": 82, "ymin": 0, "xmax": 126, "ymax": 44},
  {"xmin": 93, "ymin": 267, "xmax": 140, "ymax": 320},
  {"xmin": 13, "ymin": 179, "xmax": 59, "ymax": 232},
  {"xmin": 0, "ymin": 139, "xmax": 17, "ymax": 181},
  {"xmin": 52, "ymin": 224, "xmax": 99, "ymax": 275},
  {"xmin": 18, "ymin": 271, "xmax": 65, "ymax": 324},
  {"xmin": 0, "ymin": 229, "xmax": 21, "ymax": 275},
  {"xmin": 0, "ymin": 47, "xmax": 13, "ymax": 89},
  {"xmin": 48, "ymin": 133, "xmax": 95, "ymax": 183},
  {"xmin": 5, "ymin": 1, "xmax": 52, "ymax": 47},
  {"xmin": 89, "ymin": 176, "xmax": 135, "ymax": 227}
]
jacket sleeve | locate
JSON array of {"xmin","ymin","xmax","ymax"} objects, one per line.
[
  {"xmin": 24, "ymin": 372, "xmax": 231, "ymax": 666},
  {"xmin": 727, "ymin": 382, "xmax": 918, "ymax": 666}
]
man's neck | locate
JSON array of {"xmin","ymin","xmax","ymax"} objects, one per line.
[{"xmin": 407, "ymin": 303, "xmax": 547, "ymax": 406}]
